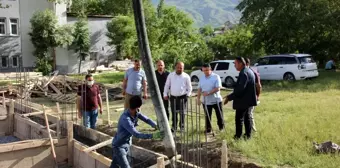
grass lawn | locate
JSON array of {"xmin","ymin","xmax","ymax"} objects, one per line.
[
  {"xmin": 66, "ymin": 70, "xmax": 340, "ymax": 167},
  {"xmin": 219, "ymin": 71, "xmax": 340, "ymax": 168},
  {"xmin": 99, "ymin": 70, "xmax": 340, "ymax": 168}
]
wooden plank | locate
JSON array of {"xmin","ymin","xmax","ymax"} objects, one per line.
[
  {"xmin": 82, "ymin": 139, "xmax": 112, "ymax": 153},
  {"xmin": 74, "ymin": 142, "xmax": 111, "ymax": 167},
  {"xmin": 22, "ymin": 111, "xmax": 44, "ymax": 117},
  {"xmin": 106, "ymin": 89, "xmax": 110, "ymax": 125},
  {"xmin": 157, "ymin": 157, "xmax": 165, "ymax": 168},
  {"xmin": 13, "ymin": 132, "xmax": 25, "ymax": 140},
  {"xmin": 0, "ymin": 138, "xmax": 59, "ymax": 153},
  {"xmin": 67, "ymin": 121, "xmax": 74, "ymax": 167},
  {"xmin": 42, "ymin": 105, "xmax": 58, "ymax": 167},
  {"xmin": 56, "ymin": 102, "xmax": 61, "ymax": 139},
  {"xmin": 43, "ymin": 71, "xmax": 58, "ymax": 88},
  {"xmin": 49, "ymin": 83, "xmax": 62, "ymax": 95},
  {"xmin": 221, "ymin": 140, "xmax": 228, "ymax": 168}
]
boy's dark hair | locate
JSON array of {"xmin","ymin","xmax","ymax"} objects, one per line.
[
  {"xmin": 202, "ymin": 63, "xmax": 211, "ymax": 68},
  {"xmin": 85, "ymin": 74, "xmax": 93, "ymax": 80},
  {"xmin": 245, "ymin": 58, "xmax": 250, "ymax": 65},
  {"xmin": 235, "ymin": 57, "xmax": 246, "ymax": 65},
  {"xmin": 134, "ymin": 59, "xmax": 140, "ymax": 63},
  {"xmin": 130, "ymin": 96, "xmax": 143, "ymax": 109}
]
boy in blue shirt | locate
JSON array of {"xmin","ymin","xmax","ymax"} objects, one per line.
[{"xmin": 110, "ymin": 96, "xmax": 163, "ymax": 168}]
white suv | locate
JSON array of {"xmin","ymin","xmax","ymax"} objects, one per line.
[
  {"xmin": 253, "ymin": 54, "xmax": 319, "ymax": 81},
  {"xmin": 190, "ymin": 60, "xmax": 239, "ymax": 87}
]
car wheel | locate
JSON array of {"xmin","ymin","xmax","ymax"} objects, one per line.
[
  {"xmin": 191, "ymin": 76, "xmax": 199, "ymax": 83},
  {"xmin": 225, "ymin": 76, "xmax": 235, "ymax": 88},
  {"xmin": 283, "ymin": 73, "xmax": 296, "ymax": 81}
]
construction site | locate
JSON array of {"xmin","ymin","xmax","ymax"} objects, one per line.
[{"xmin": 0, "ymin": 66, "xmax": 264, "ymax": 168}]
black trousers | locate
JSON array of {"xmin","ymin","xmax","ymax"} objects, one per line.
[
  {"xmin": 202, "ymin": 102, "xmax": 224, "ymax": 132},
  {"xmin": 170, "ymin": 95, "xmax": 187, "ymax": 130},
  {"xmin": 163, "ymin": 98, "xmax": 169, "ymax": 120},
  {"xmin": 235, "ymin": 108, "xmax": 252, "ymax": 139}
]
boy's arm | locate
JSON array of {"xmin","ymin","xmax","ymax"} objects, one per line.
[
  {"xmin": 138, "ymin": 113, "xmax": 157, "ymax": 128},
  {"xmin": 122, "ymin": 117, "xmax": 153, "ymax": 139}
]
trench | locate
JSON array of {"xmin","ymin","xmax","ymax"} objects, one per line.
[
  {"xmin": 97, "ymin": 125, "xmax": 262, "ymax": 168},
  {"xmin": 73, "ymin": 129, "xmax": 156, "ymax": 168}
]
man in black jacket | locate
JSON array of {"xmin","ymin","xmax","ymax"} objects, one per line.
[{"xmin": 224, "ymin": 57, "xmax": 257, "ymax": 140}]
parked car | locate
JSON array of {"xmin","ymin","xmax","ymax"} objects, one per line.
[
  {"xmin": 190, "ymin": 60, "xmax": 238, "ymax": 87},
  {"xmin": 253, "ymin": 54, "xmax": 319, "ymax": 81}
]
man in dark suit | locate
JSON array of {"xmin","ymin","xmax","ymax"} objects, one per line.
[
  {"xmin": 155, "ymin": 60, "xmax": 170, "ymax": 120},
  {"xmin": 224, "ymin": 57, "xmax": 257, "ymax": 140}
]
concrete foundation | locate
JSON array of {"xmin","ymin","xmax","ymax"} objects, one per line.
[{"xmin": 0, "ymin": 98, "xmax": 173, "ymax": 168}]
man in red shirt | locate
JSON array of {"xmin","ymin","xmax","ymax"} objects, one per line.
[
  {"xmin": 246, "ymin": 58, "xmax": 262, "ymax": 132},
  {"xmin": 77, "ymin": 74, "xmax": 102, "ymax": 129}
]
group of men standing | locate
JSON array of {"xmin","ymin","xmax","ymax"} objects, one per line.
[
  {"xmin": 77, "ymin": 58, "xmax": 261, "ymax": 168},
  {"xmin": 123, "ymin": 59, "xmax": 193, "ymax": 132}
]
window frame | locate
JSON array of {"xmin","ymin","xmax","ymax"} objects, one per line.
[
  {"xmin": 11, "ymin": 55, "xmax": 19, "ymax": 67},
  {"xmin": 215, "ymin": 62, "xmax": 230, "ymax": 71},
  {"xmin": 257, "ymin": 57, "xmax": 270, "ymax": 66},
  {"xmin": 209, "ymin": 62, "xmax": 217, "ymax": 70},
  {"xmin": 0, "ymin": 18, "xmax": 6, "ymax": 35},
  {"xmin": 1, "ymin": 56, "xmax": 9, "ymax": 68},
  {"xmin": 9, "ymin": 18, "xmax": 19, "ymax": 36}
]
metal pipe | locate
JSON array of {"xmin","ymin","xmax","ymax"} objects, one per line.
[{"xmin": 131, "ymin": 0, "xmax": 176, "ymax": 163}]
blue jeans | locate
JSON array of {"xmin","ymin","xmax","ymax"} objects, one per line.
[
  {"xmin": 83, "ymin": 109, "xmax": 98, "ymax": 129},
  {"xmin": 110, "ymin": 146, "xmax": 130, "ymax": 168}
]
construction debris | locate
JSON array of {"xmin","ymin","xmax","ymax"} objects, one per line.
[{"xmin": 1, "ymin": 73, "xmax": 124, "ymax": 104}]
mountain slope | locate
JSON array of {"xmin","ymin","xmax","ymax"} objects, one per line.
[{"xmin": 151, "ymin": 0, "xmax": 241, "ymax": 27}]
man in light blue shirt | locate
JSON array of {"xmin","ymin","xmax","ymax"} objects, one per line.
[
  {"xmin": 325, "ymin": 59, "xmax": 336, "ymax": 71},
  {"xmin": 123, "ymin": 59, "xmax": 147, "ymax": 109},
  {"xmin": 196, "ymin": 64, "xmax": 224, "ymax": 133}
]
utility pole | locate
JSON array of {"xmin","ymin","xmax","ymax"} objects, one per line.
[{"xmin": 131, "ymin": 0, "xmax": 177, "ymax": 166}]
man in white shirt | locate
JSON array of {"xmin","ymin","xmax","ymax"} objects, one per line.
[{"xmin": 164, "ymin": 62, "xmax": 192, "ymax": 132}]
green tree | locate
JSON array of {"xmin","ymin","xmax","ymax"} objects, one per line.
[
  {"xmin": 105, "ymin": 1, "xmax": 212, "ymax": 69},
  {"xmin": 207, "ymin": 25, "xmax": 264, "ymax": 60},
  {"xmin": 237, "ymin": 0, "xmax": 340, "ymax": 64},
  {"xmin": 199, "ymin": 25, "xmax": 214, "ymax": 37},
  {"xmin": 70, "ymin": 19, "xmax": 90, "ymax": 73},
  {"xmin": 106, "ymin": 15, "xmax": 138, "ymax": 60},
  {"xmin": 29, "ymin": 9, "xmax": 74, "ymax": 75}
]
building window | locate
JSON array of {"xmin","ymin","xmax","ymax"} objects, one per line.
[
  {"xmin": 90, "ymin": 52, "xmax": 98, "ymax": 60},
  {"xmin": 12, "ymin": 56, "xmax": 19, "ymax": 67},
  {"xmin": 0, "ymin": 18, "xmax": 6, "ymax": 35},
  {"xmin": 1, "ymin": 56, "xmax": 9, "ymax": 68},
  {"xmin": 10, "ymin": 18, "xmax": 18, "ymax": 35}
]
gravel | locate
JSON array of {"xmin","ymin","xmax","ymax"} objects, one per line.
[{"xmin": 0, "ymin": 136, "xmax": 20, "ymax": 144}]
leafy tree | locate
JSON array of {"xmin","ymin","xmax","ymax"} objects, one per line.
[
  {"xmin": 29, "ymin": 9, "xmax": 74, "ymax": 75},
  {"xmin": 105, "ymin": 1, "xmax": 212, "ymax": 69},
  {"xmin": 70, "ymin": 18, "xmax": 90, "ymax": 73},
  {"xmin": 199, "ymin": 25, "xmax": 214, "ymax": 37},
  {"xmin": 237, "ymin": 0, "xmax": 340, "ymax": 64},
  {"xmin": 207, "ymin": 25, "xmax": 264, "ymax": 60},
  {"xmin": 106, "ymin": 15, "xmax": 138, "ymax": 60}
]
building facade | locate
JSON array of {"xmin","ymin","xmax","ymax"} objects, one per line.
[{"xmin": 0, "ymin": 0, "xmax": 115, "ymax": 74}]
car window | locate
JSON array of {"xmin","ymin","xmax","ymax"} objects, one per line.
[
  {"xmin": 268, "ymin": 57, "xmax": 286, "ymax": 65},
  {"xmin": 284, "ymin": 57, "xmax": 298, "ymax": 64},
  {"xmin": 215, "ymin": 62, "xmax": 229, "ymax": 70},
  {"xmin": 210, "ymin": 62, "xmax": 217, "ymax": 70},
  {"xmin": 257, "ymin": 58, "xmax": 269, "ymax": 66},
  {"xmin": 298, "ymin": 56, "xmax": 315, "ymax": 64}
]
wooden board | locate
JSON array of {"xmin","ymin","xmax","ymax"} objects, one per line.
[
  {"xmin": 0, "ymin": 139, "xmax": 59, "ymax": 153},
  {"xmin": 0, "ymin": 143, "xmax": 67, "ymax": 168}
]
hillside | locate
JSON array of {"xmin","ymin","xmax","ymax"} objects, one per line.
[{"xmin": 151, "ymin": 0, "xmax": 241, "ymax": 27}]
